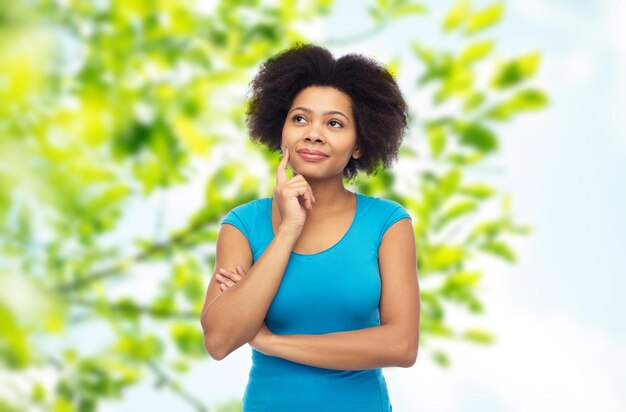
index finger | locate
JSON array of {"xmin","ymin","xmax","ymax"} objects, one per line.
[{"xmin": 276, "ymin": 145, "xmax": 290, "ymax": 185}]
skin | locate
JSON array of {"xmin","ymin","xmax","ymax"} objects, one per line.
[
  {"xmin": 280, "ymin": 85, "xmax": 361, "ymax": 217},
  {"xmin": 212, "ymin": 86, "xmax": 421, "ymax": 369}
]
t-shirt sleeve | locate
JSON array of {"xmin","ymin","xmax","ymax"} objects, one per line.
[
  {"xmin": 378, "ymin": 202, "xmax": 412, "ymax": 244},
  {"xmin": 221, "ymin": 207, "xmax": 251, "ymax": 241}
]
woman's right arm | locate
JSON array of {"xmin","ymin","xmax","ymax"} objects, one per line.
[
  {"xmin": 200, "ymin": 222, "xmax": 300, "ymax": 360},
  {"xmin": 200, "ymin": 144, "xmax": 314, "ymax": 360}
]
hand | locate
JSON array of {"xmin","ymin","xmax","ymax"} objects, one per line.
[
  {"xmin": 274, "ymin": 144, "xmax": 316, "ymax": 233},
  {"xmin": 249, "ymin": 322, "xmax": 275, "ymax": 356},
  {"xmin": 215, "ymin": 265, "xmax": 247, "ymax": 292}
]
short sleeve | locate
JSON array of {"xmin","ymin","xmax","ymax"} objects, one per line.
[
  {"xmin": 221, "ymin": 208, "xmax": 250, "ymax": 241},
  {"xmin": 378, "ymin": 203, "xmax": 412, "ymax": 244}
]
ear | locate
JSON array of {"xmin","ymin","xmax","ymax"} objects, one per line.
[{"xmin": 352, "ymin": 145, "xmax": 361, "ymax": 160}]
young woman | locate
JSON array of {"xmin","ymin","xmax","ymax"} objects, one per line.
[{"xmin": 200, "ymin": 43, "xmax": 420, "ymax": 411}]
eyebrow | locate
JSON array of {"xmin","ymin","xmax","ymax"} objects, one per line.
[{"xmin": 288, "ymin": 107, "xmax": 351, "ymax": 124}]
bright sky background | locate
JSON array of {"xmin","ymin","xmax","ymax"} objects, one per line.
[{"xmin": 104, "ymin": 0, "xmax": 626, "ymax": 410}]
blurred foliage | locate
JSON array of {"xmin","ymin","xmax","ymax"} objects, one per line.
[{"xmin": 0, "ymin": 0, "xmax": 546, "ymax": 410}]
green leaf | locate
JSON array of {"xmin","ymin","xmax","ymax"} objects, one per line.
[
  {"xmin": 446, "ymin": 151, "xmax": 484, "ymax": 166},
  {"xmin": 421, "ymin": 320, "xmax": 454, "ymax": 337},
  {"xmin": 114, "ymin": 121, "xmax": 153, "ymax": 157},
  {"xmin": 464, "ymin": 2, "xmax": 504, "ymax": 35},
  {"xmin": 434, "ymin": 65, "xmax": 474, "ymax": 103},
  {"xmin": 491, "ymin": 52, "xmax": 541, "ymax": 89},
  {"xmin": 150, "ymin": 295, "xmax": 177, "ymax": 318},
  {"xmin": 437, "ymin": 200, "xmax": 477, "ymax": 229},
  {"xmin": 423, "ymin": 245, "xmax": 465, "ymax": 272},
  {"xmin": 171, "ymin": 324, "xmax": 206, "ymax": 358},
  {"xmin": 386, "ymin": 57, "xmax": 402, "ymax": 78},
  {"xmin": 439, "ymin": 168, "xmax": 462, "ymax": 197},
  {"xmin": 114, "ymin": 334, "xmax": 164, "ymax": 361},
  {"xmin": 458, "ymin": 40, "xmax": 494, "ymax": 65},
  {"xmin": 463, "ymin": 91, "xmax": 485, "ymax": 112},
  {"xmin": 426, "ymin": 124, "xmax": 446, "ymax": 157},
  {"xmin": 458, "ymin": 123, "xmax": 498, "ymax": 152},
  {"xmin": 443, "ymin": 0, "xmax": 470, "ymax": 32},
  {"xmin": 0, "ymin": 399, "xmax": 23, "ymax": 412},
  {"xmin": 391, "ymin": 3, "xmax": 427, "ymax": 18},
  {"xmin": 440, "ymin": 274, "xmax": 483, "ymax": 309},
  {"xmin": 467, "ymin": 219, "xmax": 503, "ymax": 242},
  {"xmin": 54, "ymin": 398, "xmax": 75, "ymax": 412},
  {"xmin": 0, "ymin": 305, "xmax": 31, "ymax": 369},
  {"xmin": 507, "ymin": 223, "xmax": 534, "ymax": 235},
  {"xmin": 445, "ymin": 271, "xmax": 483, "ymax": 287},
  {"xmin": 486, "ymin": 88, "xmax": 549, "ymax": 120},
  {"xmin": 112, "ymin": 297, "xmax": 141, "ymax": 322},
  {"xmin": 399, "ymin": 145, "xmax": 418, "ymax": 157},
  {"xmin": 410, "ymin": 41, "xmax": 435, "ymax": 66},
  {"xmin": 419, "ymin": 53, "xmax": 454, "ymax": 86},
  {"xmin": 32, "ymin": 382, "xmax": 46, "ymax": 402},
  {"xmin": 462, "ymin": 327, "xmax": 496, "ymax": 344},
  {"xmin": 172, "ymin": 114, "xmax": 213, "ymax": 155},
  {"xmin": 421, "ymin": 291, "xmax": 445, "ymax": 321},
  {"xmin": 432, "ymin": 350, "xmax": 450, "ymax": 367},
  {"xmin": 368, "ymin": 6, "xmax": 385, "ymax": 24},
  {"xmin": 480, "ymin": 240, "xmax": 517, "ymax": 262},
  {"xmin": 171, "ymin": 359, "xmax": 190, "ymax": 373},
  {"xmin": 459, "ymin": 183, "xmax": 494, "ymax": 199}
]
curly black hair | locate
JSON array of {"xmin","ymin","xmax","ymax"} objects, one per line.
[{"xmin": 245, "ymin": 43, "xmax": 409, "ymax": 181}]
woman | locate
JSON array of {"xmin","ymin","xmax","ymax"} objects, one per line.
[{"xmin": 200, "ymin": 43, "xmax": 420, "ymax": 411}]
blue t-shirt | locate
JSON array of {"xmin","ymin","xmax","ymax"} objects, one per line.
[{"xmin": 221, "ymin": 192, "xmax": 412, "ymax": 411}]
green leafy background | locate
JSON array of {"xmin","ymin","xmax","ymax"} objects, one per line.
[{"xmin": 1, "ymin": 0, "xmax": 623, "ymax": 411}]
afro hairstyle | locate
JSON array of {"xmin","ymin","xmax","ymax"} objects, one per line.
[{"xmin": 245, "ymin": 43, "xmax": 409, "ymax": 181}]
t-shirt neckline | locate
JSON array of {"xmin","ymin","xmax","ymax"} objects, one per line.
[{"xmin": 269, "ymin": 192, "xmax": 360, "ymax": 258}]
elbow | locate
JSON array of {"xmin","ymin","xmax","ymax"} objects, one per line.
[
  {"xmin": 201, "ymin": 315, "xmax": 229, "ymax": 361},
  {"xmin": 201, "ymin": 316, "xmax": 252, "ymax": 361},
  {"xmin": 399, "ymin": 339, "xmax": 419, "ymax": 368},
  {"xmin": 204, "ymin": 334, "xmax": 228, "ymax": 361},
  {"xmin": 401, "ymin": 347, "xmax": 418, "ymax": 368}
]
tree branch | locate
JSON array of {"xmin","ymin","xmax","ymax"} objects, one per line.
[
  {"xmin": 54, "ymin": 218, "xmax": 210, "ymax": 293},
  {"xmin": 69, "ymin": 298, "xmax": 199, "ymax": 320},
  {"xmin": 147, "ymin": 360, "xmax": 210, "ymax": 412}
]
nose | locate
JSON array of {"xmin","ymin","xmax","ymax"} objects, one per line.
[
  {"xmin": 304, "ymin": 135, "xmax": 324, "ymax": 144},
  {"xmin": 304, "ymin": 125, "xmax": 325, "ymax": 143}
]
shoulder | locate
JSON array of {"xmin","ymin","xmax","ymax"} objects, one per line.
[
  {"xmin": 227, "ymin": 197, "xmax": 269, "ymax": 215},
  {"xmin": 221, "ymin": 197, "xmax": 270, "ymax": 234},
  {"xmin": 358, "ymin": 193, "xmax": 410, "ymax": 217},
  {"xmin": 357, "ymin": 193, "xmax": 412, "ymax": 244}
]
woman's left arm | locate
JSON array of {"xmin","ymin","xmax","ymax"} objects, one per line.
[{"xmin": 219, "ymin": 218, "xmax": 420, "ymax": 370}]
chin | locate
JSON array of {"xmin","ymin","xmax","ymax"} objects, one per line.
[{"xmin": 297, "ymin": 170, "xmax": 342, "ymax": 181}]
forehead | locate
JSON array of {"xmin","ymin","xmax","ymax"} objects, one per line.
[{"xmin": 290, "ymin": 86, "xmax": 353, "ymax": 115}]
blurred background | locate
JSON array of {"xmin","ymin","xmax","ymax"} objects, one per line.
[{"xmin": 0, "ymin": 0, "xmax": 624, "ymax": 411}]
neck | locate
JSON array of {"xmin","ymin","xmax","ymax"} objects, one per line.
[{"xmin": 305, "ymin": 176, "xmax": 354, "ymax": 216}]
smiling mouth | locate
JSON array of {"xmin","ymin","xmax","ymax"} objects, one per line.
[{"xmin": 297, "ymin": 151, "xmax": 328, "ymax": 161}]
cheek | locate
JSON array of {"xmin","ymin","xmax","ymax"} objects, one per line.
[
  {"xmin": 281, "ymin": 121, "xmax": 295, "ymax": 138},
  {"xmin": 279, "ymin": 127, "xmax": 290, "ymax": 147},
  {"xmin": 340, "ymin": 137, "xmax": 357, "ymax": 153}
]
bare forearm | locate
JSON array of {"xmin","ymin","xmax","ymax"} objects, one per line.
[
  {"xmin": 265, "ymin": 325, "xmax": 416, "ymax": 370},
  {"xmin": 201, "ymin": 227, "xmax": 298, "ymax": 358}
]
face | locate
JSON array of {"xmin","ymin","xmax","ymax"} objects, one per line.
[{"xmin": 281, "ymin": 86, "xmax": 361, "ymax": 180}]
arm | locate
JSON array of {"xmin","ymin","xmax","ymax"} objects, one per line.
[
  {"xmin": 202, "ymin": 144, "xmax": 317, "ymax": 360},
  {"xmin": 200, "ymin": 223, "xmax": 299, "ymax": 360},
  {"xmin": 263, "ymin": 324, "xmax": 413, "ymax": 370},
  {"xmin": 238, "ymin": 218, "xmax": 421, "ymax": 370}
]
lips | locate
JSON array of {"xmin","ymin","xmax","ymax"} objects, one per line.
[
  {"xmin": 297, "ymin": 149, "xmax": 329, "ymax": 162},
  {"xmin": 297, "ymin": 149, "xmax": 328, "ymax": 157}
]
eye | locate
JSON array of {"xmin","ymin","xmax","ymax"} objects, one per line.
[
  {"xmin": 328, "ymin": 119, "xmax": 343, "ymax": 128},
  {"xmin": 291, "ymin": 114, "xmax": 307, "ymax": 123}
]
